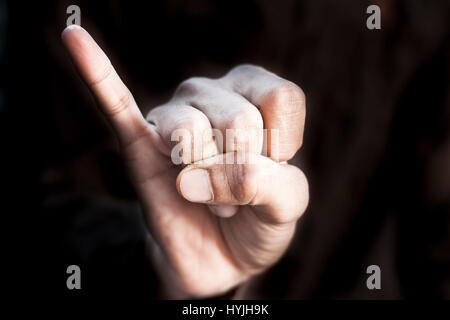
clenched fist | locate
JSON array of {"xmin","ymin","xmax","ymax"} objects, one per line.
[{"xmin": 62, "ymin": 25, "xmax": 309, "ymax": 298}]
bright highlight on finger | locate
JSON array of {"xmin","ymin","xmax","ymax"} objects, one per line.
[{"xmin": 61, "ymin": 25, "xmax": 112, "ymax": 86}]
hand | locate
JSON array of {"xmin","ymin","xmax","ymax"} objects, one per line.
[{"xmin": 62, "ymin": 25, "xmax": 309, "ymax": 298}]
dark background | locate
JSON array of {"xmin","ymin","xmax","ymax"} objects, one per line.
[{"xmin": 2, "ymin": 0, "xmax": 449, "ymax": 299}]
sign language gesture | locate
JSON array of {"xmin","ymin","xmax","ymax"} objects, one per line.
[{"xmin": 62, "ymin": 25, "xmax": 308, "ymax": 298}]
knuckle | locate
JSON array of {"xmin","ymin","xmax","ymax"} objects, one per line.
[
  {"xmin": 172, "ymin": 113, "xmax": 210, "ymax": 144},
  {"xmin": 108, "ymin": 89, "xmax": 133, "ymax": 116},
  {"xmin": 174, "ymin": 111, "xmax": 210, "ymax": 134},
  {"xmin": 264, "ymin": 83, "xmax": 306, "ymax": 160},
  {"xmin": 264, "ymin": 82, "xmax": 306, "ymax": 115},
  {"xmin": 174, "ymin": 77, "xmax": 211, "ymax": 98},
  {"xmin": 90, "ymin": 62, "xmax": 113, "ymax": 87},
  {"xmin": 229, "ymin": 107, "xmax": 263, "ymax": 130},
  {"xmin": 227, "ymin": 162, "xmax": 259, "ymax": 204},
  {"xmin": 226, "ymin": 109, "xmax": 263, "ymax": 153},
  {"xmin": 171, "ymin": 112, "xmax": 213, "ymax": 162},
  {"xmin": 228, "ymin": 63, "xmax": 266, "ymax": 76}
]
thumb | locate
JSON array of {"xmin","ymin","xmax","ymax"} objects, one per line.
[
  {"xmin": 61, "ymin": 25, "xmax": 148, "ymax": 146},
  {"xmin": 176, "ymin": 153, "xmax": 309, "ymax": 224}
]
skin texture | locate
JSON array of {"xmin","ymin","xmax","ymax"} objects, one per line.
[{"xmin": 62, "ymin": 25, "xmax": 309, "ymax": 298}]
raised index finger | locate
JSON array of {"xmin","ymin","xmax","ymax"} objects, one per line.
[{"xmin": 61, "ymin": 25, "xmax": 147, "ymax": 146}]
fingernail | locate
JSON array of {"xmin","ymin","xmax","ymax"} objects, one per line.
[
  {"xmin": 209, "ymin": 205, "xmax": 239, "ymax": 218},
  {"xmin": 180, "ymin": 169, "xmax": 213, "ymax": 202}
]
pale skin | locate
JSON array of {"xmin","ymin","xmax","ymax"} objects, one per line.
[{"xmin": 62, "ymin": 25, "xmax": 309, "ymax": 298}]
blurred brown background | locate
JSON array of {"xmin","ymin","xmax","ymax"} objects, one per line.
[{"xmin": 2, "ymin": 0, "xmax": 449, "ymax": 298}]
